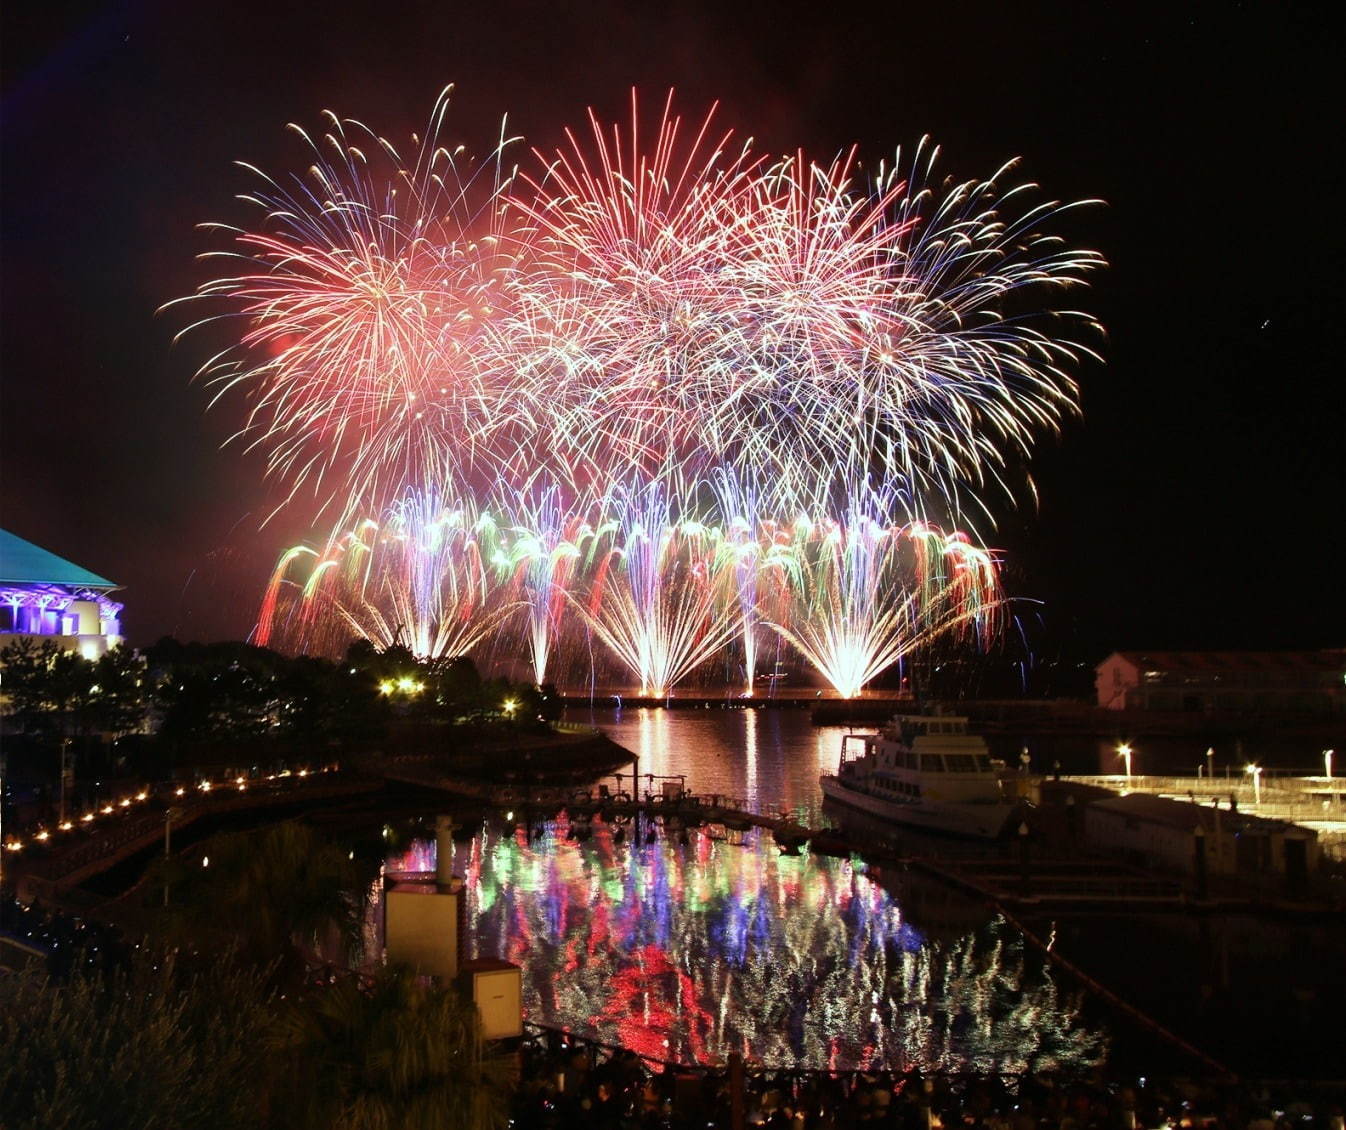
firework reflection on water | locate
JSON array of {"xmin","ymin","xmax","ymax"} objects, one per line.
[{"xmin": 382, "ymin": 820, "xmax": 1107, "ymax": 1073}]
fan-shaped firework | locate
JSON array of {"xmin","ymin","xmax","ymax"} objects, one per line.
[
  {"xmin": 259, "ymin": 489, "xmax": 510, "ymax": 659},
  {"xmin": 259, "ymin": 478, "xmax": 1002, "ymax": 699},
  {"xmin": 765, "ymin": 489, "xmax": 1002, "ymax": 698},
  {"xmin": 573, "ymin": 480, "xmax": 742, "ymax": 697},
  {"xmin": 494, "ymin": 485, "xmax": 587, "ymax": 685}
]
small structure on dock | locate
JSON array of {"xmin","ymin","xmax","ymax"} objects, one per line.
[
  {"xmin": 456, "ymin": 958, "xmax": 523, "ymax": 1039},
  {"xmin": 1084, "ymin": 793, "xmax": 1318, "ymax": 883}
]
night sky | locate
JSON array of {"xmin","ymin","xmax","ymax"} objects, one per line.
[{"xmin": 3, "ymin": 0, "xmax": 1341, "ymax": 661}]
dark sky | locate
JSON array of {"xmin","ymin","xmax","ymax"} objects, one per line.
[{"xmin": 2, "ymin": 0, "xmax": 1342, "ymax": 659}]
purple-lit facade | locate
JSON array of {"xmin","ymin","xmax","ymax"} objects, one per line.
[{"xmin": 0, "ymin": 529, "xmax": 123, "ymax": 659}]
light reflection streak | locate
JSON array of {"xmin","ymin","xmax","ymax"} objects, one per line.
[{"xmin": 743, "ymin": 707, "xmax": 758, "ymax": 810}]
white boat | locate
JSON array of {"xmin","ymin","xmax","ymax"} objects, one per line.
[{"xmin": 820, "ymin": 714, "xmax": 1022, "ymax": 839}]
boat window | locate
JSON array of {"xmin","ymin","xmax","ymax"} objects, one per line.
[
  {"xmin": 943, "ymin": 754, "xmax": 977, "ymax": 773},
  {"xmin": 919, "ymin": 755, "xmax": 946, "ymax": 773}
]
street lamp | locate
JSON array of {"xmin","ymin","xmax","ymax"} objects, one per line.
[
  {"xmin": 1325, "ymin": 749, "xmax": 1334, "ymax": 780},
  {"xmin": 1117, "ymin": 742, "xmax": 1133, "ymax": 781},
  {"xmin": 1245, "ymin": 763, "xmax": 1263, "ymax": 806}
]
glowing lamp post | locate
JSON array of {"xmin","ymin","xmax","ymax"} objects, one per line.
[
  {"xmin": 1245, "ymin": 763, "xmax": 1263, "ymax": 807},
  {"xmin": 1117, "ymin": 742, "xmax": 1133, "ymax": 781},
  {"xmin": 1325, "ymin": 749, "xmax": 1335, "ymax": 780}
]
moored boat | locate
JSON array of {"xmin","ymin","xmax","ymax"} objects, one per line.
[{"xmin": 820, "ymin": 714, "xmax": 1024, "ymax": 839}]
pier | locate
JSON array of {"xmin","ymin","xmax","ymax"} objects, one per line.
[
  {"xmin": 486, "ymin": 772, "xmax": 1344, "ymax": 916},
  {"xmin": 1055, "ymin": 771, "xmax": 1346, "ymax": 857}
]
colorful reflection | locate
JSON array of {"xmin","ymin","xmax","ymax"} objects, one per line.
[{"xmin": 385, "ymin": 822, "xmax": 1106, "ymax": 1072}]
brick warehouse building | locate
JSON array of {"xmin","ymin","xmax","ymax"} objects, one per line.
[{"xmin": 1095, "ymin": 650, "xmax": 1344, "ymax": 715}]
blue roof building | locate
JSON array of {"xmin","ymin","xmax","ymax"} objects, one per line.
[{"xmin": 0, "ymin": 529, "xmax": 124, "ymax": 658}]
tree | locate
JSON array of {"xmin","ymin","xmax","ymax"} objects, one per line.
[
  {"xmin": 0, "ymin": 637, "xmax": 63, "ymax": 733},
  {"xmin": 0, "ymin": 953, "xmax": 275, "ymax": 1130},
  {"xmin": 148, "ymin": 820, "xmax": 364, "ymax": 976},
  {"xmin": 270, "ymin": 966, "xmax": 514, "ymax": 1130},
  {"xmin": 274, "ymin": 654, "xmax": 386, "ymax": 745},
  {"xmin": 90, "ymin": 645, "xmax": 147, "ymax": 737}
]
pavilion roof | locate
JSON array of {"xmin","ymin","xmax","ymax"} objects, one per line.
[{"xmin": 0, "ymin": 528, "xmax": 116, "ymax": 590}]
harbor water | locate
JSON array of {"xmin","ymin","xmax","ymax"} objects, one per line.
[{"xmin": 376, "ymin": 707, "xmax": 1344, "ymax": 1077}]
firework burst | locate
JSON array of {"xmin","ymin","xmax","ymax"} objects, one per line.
[
  {"xmin": 507, "ymin": 105, "xmax": 1103, "ymax": 519},
  {"xmin": 182, "ymin": 88, "xmax": 1102, "ymax": 686},
  {"xmin": 505, "ymin": 90, "xmax": 767, "ymax": 489},
  {"xmin": 172, "ymin": 87, "xmax": 524, "ymax": 522}
]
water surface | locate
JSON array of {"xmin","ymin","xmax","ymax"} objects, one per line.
[
  {"xmin": 387, "ymin": 820, "xmax": 1107, "ymax": 1073},
  {"xmin": 561, "ymin": 705, "xmax": 848, "ymax": 821}
]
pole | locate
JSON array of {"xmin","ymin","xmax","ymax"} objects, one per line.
[
  {"xmin": 59, "ymin": 739, "xmax": 71, "ymax": 826},
  {"xmin": 163, "ymin": 806, "xmax": 179, "ymax": 907},
  {"xmin": 435, "ymin": 815, "xmax": 456, "ymax": 891},
  {"xmin": 1018, "ymin": 822, "xmax": 1031, "ymax": 897},
  {"xmin": 1193, "ymin": 822, "xmax": 1208, "ymax": 900}
]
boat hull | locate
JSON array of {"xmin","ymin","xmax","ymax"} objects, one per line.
[{"xmin": 820, "ymin": 774, "xmax": 1015, "ymax": 839}]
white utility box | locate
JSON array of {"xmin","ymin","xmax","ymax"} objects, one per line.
[
  {"xmin": 456, "ymin": 958, "xmax": 523, "ymax": 1039},
  {"xmin": 385, "ymin": 879, "xmax": 460, "ymax": 980}
]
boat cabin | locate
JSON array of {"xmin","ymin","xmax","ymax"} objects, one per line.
[
  {"xmin": 841, "ymin": 715, "xmax": 995, "ymax": 776},
  {"xmin": 836, "ymin": 714, "xmax": 1005, "ymax": 806}
]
